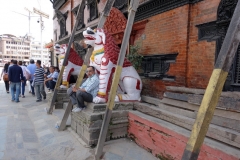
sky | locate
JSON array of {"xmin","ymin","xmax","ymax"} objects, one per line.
[{"xmin": 0, "ymin": 0, "xmax": 53, "ymax": 43}]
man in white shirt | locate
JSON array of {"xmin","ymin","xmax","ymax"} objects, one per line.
[{"xmin": 67, "ymin": 66, "xmax": 99, "ymax": 112}]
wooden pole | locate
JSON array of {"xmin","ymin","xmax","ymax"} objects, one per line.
[
  {"xmin": 94, "ymin": 0, "xmax": 140, "ymax": 159},
  {"xmin": 47, "ymin": 1, "xmax": 85, "ymax": 114},
  {"xmin": 182, "ymin": 1, "xmax": 240, "ymax": 159},
  {"xmin": 58, "ymin": 0, "xmax": 116, "ymax": 131}
]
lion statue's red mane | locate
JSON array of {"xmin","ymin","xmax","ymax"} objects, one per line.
[{"xmin": 102, "ymin": 30, "xmax": 131, "ymax": 67}]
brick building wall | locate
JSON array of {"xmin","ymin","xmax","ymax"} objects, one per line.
[
  {"xmin": 135, "ymin": 0, "xmax": 221, "ymax": 98},
  {"xmin": 52, "ymin": 0, "xmax": 226, "ymax": 99},
  {"xmin": 137, "ymin": 5, "xmax": 190, "ymax": 98},
  {"xmin": 187, "ymin": 0, "xmax": 220, "ymax": 88}
]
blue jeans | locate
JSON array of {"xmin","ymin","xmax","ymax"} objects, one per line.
[
  {"xmin": 10, "ymin": 82, "xmax": 21, "ymax": 102},
  {"xmin": 30, "ymin": 80, "xmax": 35, "ymax": 95},
  {"xmin": 21, "ymin": 78, "xmax": 26, "ymax": 96},
  {"xmin": 49, "ymin": 81, "xmax": 56, "ymax": 91}
]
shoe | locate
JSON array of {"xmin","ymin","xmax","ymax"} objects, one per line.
[
  {"xmin": 11, "ymin": 99, "xmax": 15, "ymax": 102},
  {"xmin": 48, "ymin": 91, "xmax": 52, "ymax": 94},
  {"xmin": 22, "ymin": 95, "xmax": 25, "ymax": 98},
  {"xmin": 72, "ymin": 107, "xmax": 78, "ymax": 112},
  {"xmin": 43, "ymin": 96, "xmax": 46, "ymax": 100},
  {"xmin": 6, "ymin": 91, "xmax": 9, "ymax": 93},
  {"xmin": 36, "ymin": 99, "xmax": 42, "ymax": 102},
  {"xmin": 72, "ymin": 107, "xmax": 85, "ymax": 113},
  {"xmin": 16, "ymin": 101, "xmax": 20, "ymax": 103},
  {"xmin": 29, "ymin": 91, "xmax": 32, "ymax": 93}
]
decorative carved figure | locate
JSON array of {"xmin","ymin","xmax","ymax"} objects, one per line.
[
  {"xmin": 83, "ymin": 27, "xmax": 142, "ymax": 103},
  {"xmin": 54, "ymin": 44, "xmax": 83, "ymax": 88}
]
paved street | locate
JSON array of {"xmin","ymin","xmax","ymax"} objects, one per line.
[{"xmin": 0, "ymin": 74, "xmax": 157, "ymax": 160}]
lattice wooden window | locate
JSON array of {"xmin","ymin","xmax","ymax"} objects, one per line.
[
  {"xmin": 141, "ymin": 53, "xmax": 178, "ymax": 80},
  {"xmin": 72, "ymin": 3, "xmax": 85, "ymax": 31},
  {"xmin": 87, "ymin": 0, "xmax": 99, "ymax": 22}
]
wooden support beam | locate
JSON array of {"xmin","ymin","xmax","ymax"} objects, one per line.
[
  {"xmin": 47, "ymin": 1, "xmax": 85, "ymax": 114},
  {"xmin": 57, "ymin": 0, "xmax": 116, "ymax": 131},
  {"xmin": 94, "ymin": 0, "xmax": 140, "ymax": 159},
  {"xmin": 182, "ymin": 1, "xmax": 240, "ymax": 159}
]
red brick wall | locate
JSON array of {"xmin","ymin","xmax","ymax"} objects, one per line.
[
  {"xmin": 128, "ymin": 112, "xmax": 239, "ymax": 160},
  {"xmin": 138, "ymin": 5, "xmax": 190, "ymax": 98},
  {"xmin": 135, "ymin": 0, "xmax": 221, "ymax": 98},
  {"xmin": 187, "ymin": 0, "xmax": 220, "ymax": 88}
]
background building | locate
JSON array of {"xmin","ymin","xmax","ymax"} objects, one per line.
[
  {"xmin": 0, "ymin": 34, "xmax": 30, "ymax": 64},
  {"xmin": 30, "ymin": 41, "xmax": 50, "ymax": 66}
]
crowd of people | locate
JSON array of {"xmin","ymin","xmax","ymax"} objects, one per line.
[
  {"xmin": 1, "ymin": 59, "xmax": 100, "ymax": 113},
  {"xmin": 0, "ymin": 59, "xmax": 59, "ymax": 102}
]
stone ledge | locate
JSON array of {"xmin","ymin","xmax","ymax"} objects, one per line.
[
  {"xmin": 128, "ymin": 110, "xmax": 240, "ymax": 159},
  {"xmin": 133, "ymin": 102, "xmax": 240, "ymax": 148},
  {"xmin": 71, "ymin": 102, "xmax": 133, "ymax": 146}
]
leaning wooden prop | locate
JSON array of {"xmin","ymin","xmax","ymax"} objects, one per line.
[
  {"xmin": 83, "ymin": 27, "xmax": 142, "ymax": 103},
  {"xmin": 54, "ymin": 44, "xmax": 83, "ymax": 88}
]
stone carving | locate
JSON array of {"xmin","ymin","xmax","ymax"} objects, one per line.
[
  {"xmin": 54, "ymin": 44, "xmax": 83, "ymax": 88},
  {"xmin": 103, "ymin": 7, "xmax": 127, "ymax": 44},
  {"xmin": 83, "ymin": 27, "xmax": 142, "ymax": 103}
]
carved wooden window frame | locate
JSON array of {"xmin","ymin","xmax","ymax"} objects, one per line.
[
  {"xmin": 87, "ymin": 0, "xmax": 100, "ymax": 22},
  {"xmin": 55, "ymin": 10, "xmax": 68, "ymax": 39},
  {"xmin": 196, "ymin": 0, "xmax": 240, "ymax": 91},
  {"xmin": 72, "ymin": 3, "xmax": 85, "ymax": 31},
  {"xmin": 141, "ymin": 53, "xmax": 178, "ymax": 81}
]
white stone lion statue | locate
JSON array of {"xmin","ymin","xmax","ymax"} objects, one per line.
[
  {"xmin": 54, "ymin": 44, "xmax": 83, "ymax": 88},
  {"xmin": 83, "ymin": 27, "xmax": 142, "ymax": 103}
]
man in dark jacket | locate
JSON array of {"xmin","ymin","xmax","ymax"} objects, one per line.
[{"xmin": 8, "ymin": 60, "xmax": 24, "ymax": 102}]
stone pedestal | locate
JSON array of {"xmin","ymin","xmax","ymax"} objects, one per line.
[
  {"xmin": 47, "ymin": 89, "xmax": 69, "ymax": 109},
  {"xmin": 71, "ymin": 102, "xmax": 133, "ymax": 146}
]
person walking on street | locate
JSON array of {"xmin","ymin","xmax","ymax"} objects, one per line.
[
  {"xmin": 0, "ymin": 62, "xmax": 10, "ymax": 93},
  {"xmin": 27, "ymin": 59, "xmax": 37, "ymax": 96},
  {"xmin": 19, "ymin": 61, "xmax": 30, "ymax": 98},
  {"xmin": 34, "ymin": 60, "xmax": 46, "ymax": 102},
  {"xmin": 44, "ymin": 66, "xmax": 59, "ymax": 93},
  {"xmin": 67, "ymin": 66, "xmax": 99, "ymax": 112},
  {"xmin": 8, "ymin": 60, "xmax": 24, "ymax": 102}
]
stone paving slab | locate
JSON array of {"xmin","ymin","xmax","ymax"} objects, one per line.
[{"xmin": 0, "ymin": 78, "xmax": 157, "ymax": 160}]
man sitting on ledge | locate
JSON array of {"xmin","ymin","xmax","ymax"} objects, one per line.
[
  {"xmin": 44, "ymin": 66, "xmax": 59, "ymax": 93},
  {"xmin": 67, "ymin": 66, "xmax": 99, "ymax": 112}
]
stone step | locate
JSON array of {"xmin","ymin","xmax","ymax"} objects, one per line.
[
  {"xmin": 134, "ymin": 102, "xmax": 240, "ymax": 148},
  {"xmin": 63, "ymin": 102, "xmax": 68, "ymax": 110},
  {"xmin": 70, "ymin": 102, "xmax": 133, "ymax": 146},
  {"xmin": 141, "ymin": 95, "xmax": 162, "ymax": 106},
  {"xmin": 163, "ymin": 90, "xmax": 240, "ymax": 112},
  {"xmin": 72, "ymin": 110, "xmax": 129, "ymax": 128},
  {"xmin": 158, "ymin": 102, "xmax": 240, "ymax": 132},
  {"xmin": 86, "ymin": 102, "xmax": 133, "ymax": 112},
  {"xmin": 161, "ymin": 98, "xmax": 240, "ymax": 121},
  {"xmin": 128, "ymin": 110, "xmax": 240, "ymax": 159}
]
